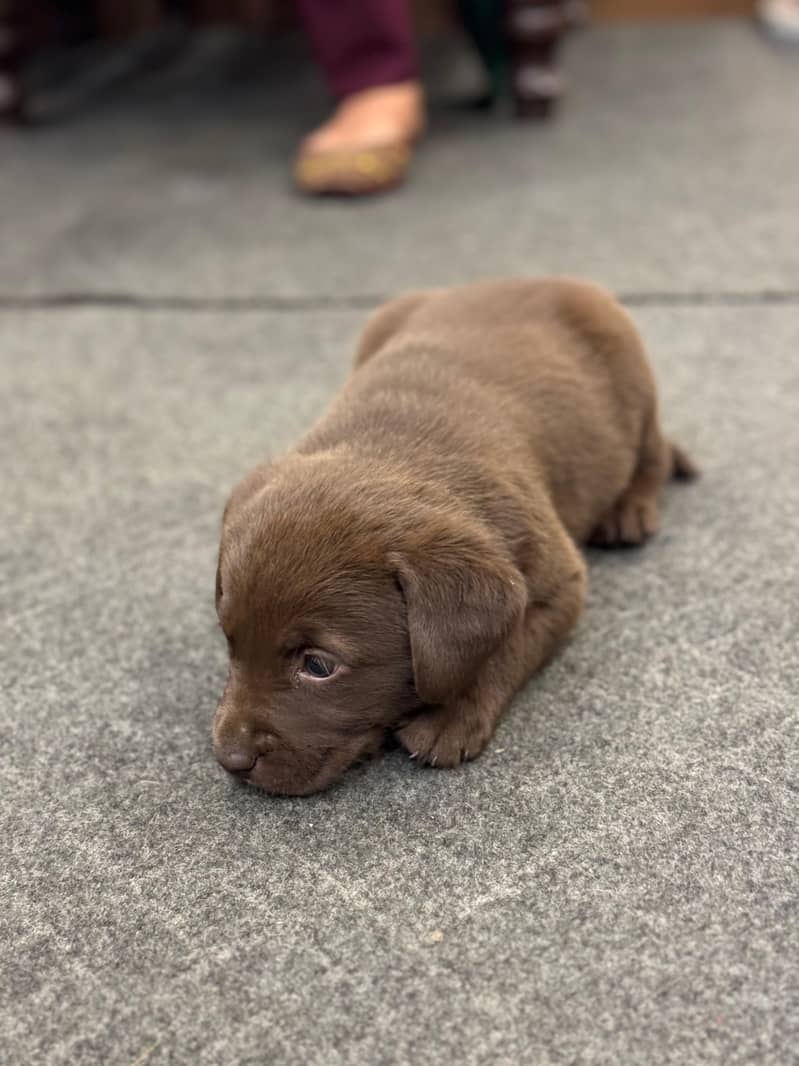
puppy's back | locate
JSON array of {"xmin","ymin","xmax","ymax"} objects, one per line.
[
  {"xmin": 306, "ymin": 278, "xmax": 662, "ymax": 543},
  {"xmin": 357, "ymin": 278, "xmax": 652, "ymax": 406}
]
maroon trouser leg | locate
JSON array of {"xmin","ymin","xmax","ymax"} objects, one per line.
[{"xmin": 296, "ymin": 0, "xmax": 418, "ymax": 100}]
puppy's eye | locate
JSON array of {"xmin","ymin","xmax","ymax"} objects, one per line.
[{"xmin": 301, "ymin": 653, "xmax": 337, "ymax": 680}]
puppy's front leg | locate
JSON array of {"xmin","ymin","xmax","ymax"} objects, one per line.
[{"xmin": 395, "ymin": 558, "xmax": 587, "ymax": 768}]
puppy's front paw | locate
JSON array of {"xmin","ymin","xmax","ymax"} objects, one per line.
[{"xmin": 395, "ymin": 702, "xmax": 495, "ymax": 768}]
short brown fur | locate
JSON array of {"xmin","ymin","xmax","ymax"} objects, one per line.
[{"xmin": 213, "ymin": 278, "xmax": 696, "ymax": 795}]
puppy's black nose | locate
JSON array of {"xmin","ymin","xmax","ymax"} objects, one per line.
[{"xmin": 217, "ymin": 748, "xmax": 258, "ymax": 773}]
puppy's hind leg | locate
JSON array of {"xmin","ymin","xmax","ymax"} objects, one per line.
[{"xmin": 590, "ymin": 415, "xmax": 674, "ymax": 548}]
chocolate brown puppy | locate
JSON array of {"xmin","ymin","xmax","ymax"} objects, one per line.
[{"xmin": 213, "ymin": 278, "xmax": 696, "ymax": 795}]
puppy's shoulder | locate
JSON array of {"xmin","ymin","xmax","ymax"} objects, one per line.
[{"xmin": 354, "ymin": 289, "xmax": 444, "ymax": 369}]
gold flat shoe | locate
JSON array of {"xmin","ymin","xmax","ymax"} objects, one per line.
[{"xmin": 294, "ymin": 141, "xmax": 413, "ymax": 197}]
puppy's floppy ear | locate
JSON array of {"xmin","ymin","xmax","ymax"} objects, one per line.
[{"xmin": 390, "ymin": 525, "xmax": 527, "ymax": 706}]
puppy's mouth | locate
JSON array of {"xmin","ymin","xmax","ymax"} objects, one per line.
[
  {"xmin": 236, "ymin": 731, "xmax": 381, "ymax": 797},
  {"xmin": 239, "ymin": 750, "xmax": 333, "ymax": 797}
]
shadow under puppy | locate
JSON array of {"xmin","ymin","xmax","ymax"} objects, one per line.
[{"xmin": 213, "ymin": 278, "xmax": 696, "ymax": 796}]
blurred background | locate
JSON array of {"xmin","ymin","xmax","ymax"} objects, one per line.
[
  {"xmin": 1, "ymin": 0, "xmax": 797, "ymax": 296},
  {"xmin": 1, "ymin": 0, "xmax": 796, "ymax": 298}
]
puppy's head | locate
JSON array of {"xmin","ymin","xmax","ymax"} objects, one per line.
[{"xmin": 213, "ymin": 457, "xmax": 526, "ymax": 795}]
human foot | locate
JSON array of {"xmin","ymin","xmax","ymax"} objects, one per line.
[{"xmin": 295, "ymin": 81, "xmax": 425, "ymax": 195}]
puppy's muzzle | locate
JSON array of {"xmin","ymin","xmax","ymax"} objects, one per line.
[{"xmin": 213, "ymin": 705, "xmax": 278, "ymax": 776}]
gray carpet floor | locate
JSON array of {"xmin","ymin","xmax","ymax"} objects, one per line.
[{"xmin": 1, "ymin": 20, "xmax": 797, "ymax": 1066}]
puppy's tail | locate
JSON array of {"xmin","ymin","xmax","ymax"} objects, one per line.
[{"xmin": 670, "ymin": 441, "xmax": 699, "ymax": 481}]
